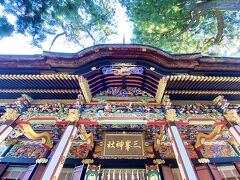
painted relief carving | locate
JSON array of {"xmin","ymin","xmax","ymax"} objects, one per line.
[
  {"xmin": 199, "ymin": 141, "xmax": 238, "ymax": 158},
  {"xmin": 20, "ymin": 103, "xmax": 69, "ymax": 121},
  {"xmin": 67, "ymin": 142, "xmax": 89, "ymax": 159},
  {"xmin": 146, "ymin": 164, "xmax": 161, "ymax": 180},
  {"xmin": 177, "ymin": 103, "xmax": 224, "ymax": 122},
  {"xmin": 97, "ymin": 87, "xmax": 153, "ymax": 97},
  {"xmin": 102, "ymin": 66, "xmax": 144, "ymax": 76},
  {"xmin": 15, "ymin": 94, "xmax": 32, "ymax": 113},
  {"xmin": 5, "ymin": 142, "xmax": 47, "ymax": 158},
  {"xmin": 212, "ymin": 95, "xmax": 230, "ymax": 112}
]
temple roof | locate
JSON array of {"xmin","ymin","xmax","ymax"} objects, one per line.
[
  {"xmin": 0, "ymin": 44, "xmax": 239, "ymax": 101},
  {"xmin": 0, "ymin": 44, "xmax": 240, "ymax": 75}
]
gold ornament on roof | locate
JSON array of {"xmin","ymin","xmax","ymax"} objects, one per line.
[
  {"xmin": 153, "ymin": 159, "xmax": 165, "ymax": 165},
  {"xmin": 66, "ymin": 109, "xmax": 79, "ymax": 122},
  {"xmin": 82, "ymin": 159, "xmax": 94, "ymax": 164},
  {"xmin": 166, "ymin": 109, "xmax": 178, "ymax": 122},
  {"xmin": 0, "ymin": 108, "xmax": 19, "ymax": 122},
  {"xmin": 113, "ymin": 67, "xmax": 135, "ymax": 76},
  {"xmin": 198, "ymin": 158, "xmax": 210, "ymax": 164},
  {"xmin": 60, "ymin": 156, "xmax": 66, "ymax": 165},
  {"xmin": 225, "ymin": 109, "xmax": 240, "ymax": 124},
  {"xmin": 36, "ymin": 158, "xmax": 48, "ymax": 164},
  {"xmin": 212, "ymin": 95, "xmax": 229, "ymax": 107},
  {"xmin": 162, "ymin": 95, "xmax": 172, "ymax": 107}
]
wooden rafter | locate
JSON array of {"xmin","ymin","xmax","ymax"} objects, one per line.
[
  {"xmin": 78, "ymin": 76, "xmax": 92, "ymax": 103},
  {"xmin": 169, "ymin": 75, "xmax": 240, "ymax": 82},
  {"xmin": 155, "ymin": 76, "xmax": 169, "ymax": 103},
  {"xmin": 0, "ymin": 74, "xmax": 79, "ymax": 80},
  {"xmin": 165, "ymin": 90, "xmax": 240, "ymax": 95},
  {"xmin": 0, "ymin": 89, "xmax": 80, "ymax": 93}
]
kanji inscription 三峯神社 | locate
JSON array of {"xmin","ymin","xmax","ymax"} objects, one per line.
[{"xmin": 103, "ymin": 133, "xmax": 144, "ymax": 157}]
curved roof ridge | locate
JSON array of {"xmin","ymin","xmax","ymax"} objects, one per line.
[{"xmin": 42, "ymin": 44, "xmax": 202, "ymax": 60}]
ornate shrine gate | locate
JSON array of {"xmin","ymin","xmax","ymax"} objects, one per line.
[{"xmin": 0, "ymin": 45, "xmax": 239, "ymax": 179}]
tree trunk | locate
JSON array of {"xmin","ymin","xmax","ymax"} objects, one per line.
[
  {"xmin": 193, "ymin": 0, "xmax": 240, "ymax": 11},
  {"xmin": 215, "ymin": 10, "xmax": 224, "ymax": 44}
]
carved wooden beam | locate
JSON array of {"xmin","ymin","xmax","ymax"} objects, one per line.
[{"xmin": 78, "ymin": 76, "xmax": 92, "ymax": 103}]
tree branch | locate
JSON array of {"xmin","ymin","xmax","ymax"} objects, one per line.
[
  {"xmin": 49, "ymin": 32, "xmax": 65, "ymax": 51},
  {"xmin": 203, "ymin": 37, "xmax": 215, "ymax": 46},
  {"xmin": 81, "ymin": 24, "xmax": 96, "ymax": 45},
  {"xmin": 178, "ymin": 10, "xmax": 206, "ymax": 35},
  {"xmin": 214, "ymin": 10, "xmax": 224, "ymax": 44}
]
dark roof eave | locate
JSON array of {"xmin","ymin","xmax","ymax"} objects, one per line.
[
  {"xmin": 42, "ymin": 44, "xmax": 202, "ymax": 60},
  {"xmin": 0, "ymin": 54, "xmax": 44, "ymax": 61},
  {"xmin": 0, "ymin": 44, "xmax": 239, "ymax": 73}
]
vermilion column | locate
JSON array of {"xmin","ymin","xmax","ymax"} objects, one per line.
[
  {"xmin": 0, "ymin": 110, "xmax": 19, "ymax": 143},
  {"xmin": 168, "ymin": 124, "xmax": 198, "ymax": 180},
  {"xmin": 224, "ymin": 110, "xmax": 240, "ymax": 145},
  {"xmin": 0, "ymin": 125, "xmax": 15, "ymax": 143},
  {"xmin": 0, "ymin": 95, "xmax": 32, "ymax": 143},
  {"xmin": 228, "ymin": 124, "xmax": 240, "ymax": 145},
  {"xmin": 41, "ymin": 123, "xmax": 77, "ymax": 180}
]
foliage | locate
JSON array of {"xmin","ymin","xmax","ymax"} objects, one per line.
[
  {"xmin": 0, "ymin": 0, "xmax": 239, "ymax": 56},
  {"xmin": 0, "ymin": 0, "xmax": 116, "ymax": 48},
  {"xmin": 120, "ymin": 0, "xmax": 240, "ymax": 56},
  {"xmin": 0, "ymin": 15, "xmax": 14, "ymax": 38}
]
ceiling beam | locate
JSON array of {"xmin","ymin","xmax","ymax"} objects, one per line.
[
  {"xmin": 156, "ymin": 76, "xmax": 169, "ymax": 103},
  {"xmin": 78, "ymin": 76, "xmax": 92, "ymax": 103},
  {"xmin": 165, "ymin": 90, "xmax": 240, "ymax": 95}
]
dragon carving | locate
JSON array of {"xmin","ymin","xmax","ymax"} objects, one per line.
[
  {"xmin": 195, "ymin": 123, "xmax": 225, "ymax": 150},
  {"xmin": 18, "ymin": 123, "xmax": 53, "ymax": 150},
  {"xmin": 78, "ymin": 124, "xmax": 94, "ymax": 150}
]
